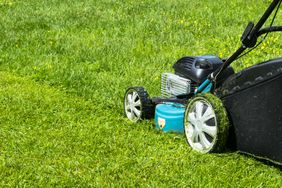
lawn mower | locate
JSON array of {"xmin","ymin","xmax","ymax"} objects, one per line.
[{"xmin": 123, "ymin": 0, "xmax": 282, "ymax": 165}]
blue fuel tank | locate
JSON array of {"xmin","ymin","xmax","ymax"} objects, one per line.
[{"xmin": 154, "ymin": 103, "xmax": 185, "ymax": 133}]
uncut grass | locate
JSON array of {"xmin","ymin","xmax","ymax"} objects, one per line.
[{"xmin": 0, "ymin": 0, "xmax": 282, "ymax": 186}]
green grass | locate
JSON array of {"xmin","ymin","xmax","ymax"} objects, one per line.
[{"xmin": 0, "ymin": 0, "xmax": 282, "ymax": 186}]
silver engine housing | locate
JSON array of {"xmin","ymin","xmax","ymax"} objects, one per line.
[{"xmin": 161, "ymin": 73, "xmax": 192, "ymax": 98}]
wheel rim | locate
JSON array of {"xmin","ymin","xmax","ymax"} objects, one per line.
[
  {"xmin": 185, "ymin": 99, "xmax": 218, "ymax": 153},
  {"xmin": 124, "ymin": 89, "xmax": 142, "ymax": 122}
]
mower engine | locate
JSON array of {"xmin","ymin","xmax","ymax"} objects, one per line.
[{"xmin": 161, "ymin": 55, "xmax": 225, "ymax": 98}]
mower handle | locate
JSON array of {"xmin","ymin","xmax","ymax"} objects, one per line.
[
  {"xmin": 196, "ymin": 0, "xmax": 282, "ymax": 94},
  {"xmin": 248, "ymin": 0, "xmax": 282, "ymax": 42},
  {"xmin": 212, "ymin": 0, "xmax": 281, "ymax": 82},
  {"xmin": 257, "ymin": 26, "xmax": 282, "ymax": 36}
]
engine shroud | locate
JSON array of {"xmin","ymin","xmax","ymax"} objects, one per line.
[
  {"xmin": 173, "ymin": 55, "xmax": 223, "ymax": 83},
  {"xmin": 160, "ymin": 55, "xmax": 234, "ymax": 98}
]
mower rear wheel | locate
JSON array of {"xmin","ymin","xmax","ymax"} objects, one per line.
[
  {"xmin": 124, "ymin": 87, "xmax": 154, "ymax": 122},
  {"xmin": 184, "ymin": 93, "xmax": 229, "ymax": 153}
]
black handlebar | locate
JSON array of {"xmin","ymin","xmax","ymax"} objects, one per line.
[
  {"xmin": 249, "ymin": 0, "xmax": 281, "ymax": 40},
  {"xmin": 257, "ymin": 26, "xmax": 282, "ymax": 36}
]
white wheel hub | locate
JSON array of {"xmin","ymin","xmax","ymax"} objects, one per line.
[
  {"xmin": 124, "ymin": 90, "xmax": 142, "ymax": 122},
  {"xmin": 185, "ymin": 99, "xmax": 218, "ymax": 153}
]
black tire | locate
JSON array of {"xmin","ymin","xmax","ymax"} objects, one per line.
[
  {"xmin": 183, "ymin": 93, "xmax": 229, "ymax": 153},
  {"xmin": 124, "ymin": 87, "xmax": 154, "ymax": 122}
]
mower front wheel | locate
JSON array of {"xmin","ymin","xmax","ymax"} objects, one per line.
[
  {"xmin": 184, "ymin": 93, "xmax": 230, "ymax": 153},
  {"xmin": 124, "ymin": 87, "xmax": 154, "ymax": 122}
]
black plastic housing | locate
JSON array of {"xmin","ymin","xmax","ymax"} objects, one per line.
[
  {"xmin": 217, "ymin": 58, "xmax": 282, "ymax": 164},
  {"xmin": 173, "ymin": 55, "xmax": 225, "ymax": 83}
]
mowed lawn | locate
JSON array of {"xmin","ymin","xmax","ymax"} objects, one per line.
[{"xmin": 0, "ymin": 0, "xmax": 282, "ymax": 186}]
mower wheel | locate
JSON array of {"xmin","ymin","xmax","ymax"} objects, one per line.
[
  {"xmin": 124, "ymin": 87, "xmax": 154, "ymax": 122},
  {"xmin": 184, "ymin": 93, "xmax": 229, "ymax": 153}
]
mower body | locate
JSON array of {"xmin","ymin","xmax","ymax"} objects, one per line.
[
  {"xmin": 154, "ymin": 55, "xmax": 282, "ymax": 164},
  {"xmin": 153, "ymin": 55, "xmax": 232, "ymax": 131},
  {"xmin": 153, "ymin": 55, "xmax": 233, "ymax": 130}
]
